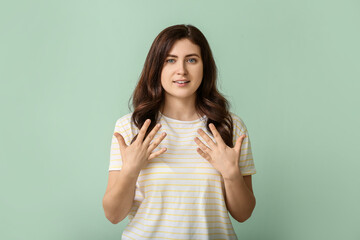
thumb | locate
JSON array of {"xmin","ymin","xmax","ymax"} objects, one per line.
[
  {"xmin": 113, "ymin": 132, "xmax": 127, "ymax": 151},
  {"xmin": 235, "ymin": 134, "xmax": 246, "ymax": 152}
]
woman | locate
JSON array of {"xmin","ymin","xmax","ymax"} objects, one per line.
[{"xmin": 102, "ymin": 24, "xmax": 256, "ymax": 239}]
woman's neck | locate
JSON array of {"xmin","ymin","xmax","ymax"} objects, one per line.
[{"xmin": 160, "ymin": 98, "xmax": 202, "ymax": 121}]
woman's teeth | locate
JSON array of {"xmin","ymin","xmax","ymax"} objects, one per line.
[{"xmin": 174, "ymin": 81, "xmax": 190, "ymax": 84}]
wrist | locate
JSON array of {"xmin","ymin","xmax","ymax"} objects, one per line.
[
  {"xmin": 222, "ymin": 168, "xmax": 243, "ymax": 181},
  {"xmin": 121, "ymin": 166, "xmax": 140, "ymax": 178}
]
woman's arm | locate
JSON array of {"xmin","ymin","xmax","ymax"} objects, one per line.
[
  {"xmin": 102, "ymin": 168, "xmax": 139, "ymax": 224},
  {"xmin": 223, "ymin": 171, "xmax": 256, "ymax": 223}
]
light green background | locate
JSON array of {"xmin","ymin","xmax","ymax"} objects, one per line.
[{"xmin": 1, "ymin": 0, "xmax": 359, "ymax": 239}]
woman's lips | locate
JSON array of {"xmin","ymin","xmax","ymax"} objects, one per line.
[{"xmin": 173, "ymin": 81, "xmax": 190, "ymax": 87}]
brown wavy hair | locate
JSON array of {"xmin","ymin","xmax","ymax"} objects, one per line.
[{"xmin": 128, "ymin": 24, "xmax": 235, "ymax": 147}]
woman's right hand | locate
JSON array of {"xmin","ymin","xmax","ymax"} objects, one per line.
[{"xmin": 113, "ymin": 119, "xmax": 167, "ymax": 176}]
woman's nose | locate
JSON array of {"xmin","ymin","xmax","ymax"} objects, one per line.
[{"xmin": 177, "ymin": 61, "xmax": 188, "ymax": 75}]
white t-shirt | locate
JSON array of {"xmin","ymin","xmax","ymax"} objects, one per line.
[{"xmin": 108, "ymin": 111, "xmax": 256, "ymax": 239}]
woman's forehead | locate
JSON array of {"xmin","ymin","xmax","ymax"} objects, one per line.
[{"xmin": 167, "ymin": 39, "xmax": 201, "ymax": 56}]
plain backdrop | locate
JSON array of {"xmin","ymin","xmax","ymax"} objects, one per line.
[{"xmin": 1, "ymin": 0, "xmax": 359, "ymax": 239}]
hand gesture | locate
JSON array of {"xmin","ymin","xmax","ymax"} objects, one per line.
[
  {"xmin": 194, "ymin": 123, "xmax": 246, "ymax": 179},
  {"xmin": 113, "ymin": 119, "xmax": 167, "ymax": 176}
]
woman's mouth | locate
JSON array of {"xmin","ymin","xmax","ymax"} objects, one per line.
[{"xmin": 173, "ymin": 80, "xmax": 190, "ymax": 87}]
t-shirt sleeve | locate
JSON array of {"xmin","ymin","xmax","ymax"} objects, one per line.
[
  {"xmin": 231, "ymin": 113, "xmax": 257, "ymax": 176},
  {"xmin": 108, "ymin": 117, "xmax": 132, "ymax": 171}
]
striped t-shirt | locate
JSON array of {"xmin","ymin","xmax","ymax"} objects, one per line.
[{"xmin": 108, "ymin": 111, "xmax": 256, "ymax": 239}]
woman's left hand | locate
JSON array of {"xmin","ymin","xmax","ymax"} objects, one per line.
[{"xmin": 194, "ymin": 123, "xmax": 246, "ymax": 179}]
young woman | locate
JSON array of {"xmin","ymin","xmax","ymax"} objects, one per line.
[{"xmin": 102, "ymin": 24, "xmax": 256, "ymax": 239}]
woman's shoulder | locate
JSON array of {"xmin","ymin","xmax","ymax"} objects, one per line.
[
  {"xmin": 229, "ymin": 111, "xmax": 248, "ymax": 133},
  {"xmin": 114, "ymin": 112, "xmax": 134, "ymax": 129}
]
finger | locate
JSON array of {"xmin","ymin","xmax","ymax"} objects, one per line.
[
  {"xmin": 143, "ymin": 122, "xmax": 162, "ymax": 146},
  {"xmin": 147, "ymin": 132, "xmax": 167, "ymax": 154},
  {"xmin": 149, "ymin": 147, "xmax": 167, "ymax": 160},
  {"xmin": 235, "ymin": 134, "xmax": 246, "ymax": 152},
  {"xmin": 196, "ymin": 147, "xmax": 212, "ymax": 161},
  {"xmin": 113, "ymin": 132, "xmax": 127, "ymax": 151},
  {"xmin": 194, "ymin": 136, "xmax": 212, "ymax": 154},
  {"xmin": 136, "ymin": 119, "xmax": 151, "ymax": 143},
  {"xmin": 208, "ymin": 123, "xmax": 226, "ymax": 147},
  {"xmin": 197, "ymin": 128, "xmax": 216, "ymax": 148}
]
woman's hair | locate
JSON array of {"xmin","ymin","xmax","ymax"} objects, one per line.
[{"xmin": 129, "ymin": 24, "xmax": 235, "ymax": 147}]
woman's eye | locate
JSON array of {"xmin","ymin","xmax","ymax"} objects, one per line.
[{"xmin": 165, "ymin": 58, "xmax": 197, "ymax": 63}]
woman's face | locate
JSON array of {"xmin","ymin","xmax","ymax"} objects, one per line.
[{"xmin": 160, "ymin": 38, "xmax": 203, "ymax": 101}]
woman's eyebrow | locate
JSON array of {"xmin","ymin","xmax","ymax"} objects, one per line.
[{"xmin": 166, "ymin": 54, "xmax": 200, "ymax": 58}]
